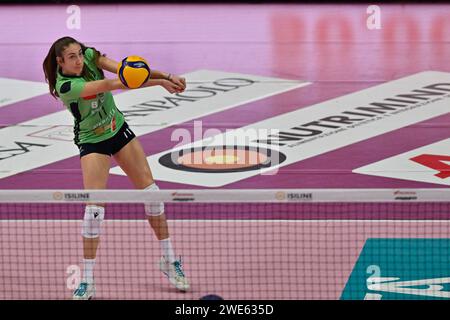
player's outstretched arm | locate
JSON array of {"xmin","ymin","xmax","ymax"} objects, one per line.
[
  {"xmin": 97, "ymin": 55, "xmax": 120, "ymax": 74},
  {"xmin": 79, "ymin": 77, "xmax": 181, "ymax": 97},
  {"xmin": 89, "ymin": 55, "xmax": 184, "ymax": 95}
]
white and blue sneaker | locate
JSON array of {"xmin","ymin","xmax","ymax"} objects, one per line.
[
  {"xmin": 159, "ymin": 256, "xmax": 190, "ymax": 292},
  {"xmin": 72, "ymin": 282, "xmax": 96, "ymax": 300}
]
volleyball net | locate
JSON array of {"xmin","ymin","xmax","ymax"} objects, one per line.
[{"xmin": 0, "ymin": 188, "xmax": 449, "ymax": 300}]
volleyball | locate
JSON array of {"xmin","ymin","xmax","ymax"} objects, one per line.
[{"xmin": 117, "ymin": 56, "xmax": 150, "ymax": 89}]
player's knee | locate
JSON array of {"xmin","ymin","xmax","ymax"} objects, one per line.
[
  {"xmin": 144, "ymin": 183, "xmax": 164, "ymax": 217},
  {"xmin": 81, "ymin": 205, "xmax": 105, "ymax": 238}
]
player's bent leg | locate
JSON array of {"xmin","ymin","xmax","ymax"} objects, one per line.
[
  {"xmin": 144, "ymin": 183, "xmax": 190, "ymax": 291},
  {"xmin": 112, "ymin": 138, "xmax": 154, "ymax": 189},
  {"xmin": 76, "ymin": 153, "xmax": 110, "ymax": 300},
  {"xmin": 113, "ymin": 137, "xmax": 190, "ymax": 291}
]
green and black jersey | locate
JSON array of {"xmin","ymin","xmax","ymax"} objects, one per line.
[{"xmin": 55, "ymin": 47, "xmax": 125, "ymax": 145}]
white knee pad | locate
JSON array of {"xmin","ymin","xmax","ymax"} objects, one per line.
[
  {"xmin": 144, "ymin": 183, "xmax": 165, "ymax": 216},
  {"xmin": 81, "ymin": 205, "xmax": 105, "ymax": 238}
]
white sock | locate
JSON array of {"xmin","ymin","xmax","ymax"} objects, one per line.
[
  {"xmin": 82, "ymin": 258, "xmax": 96, "ymax": 284},
  {"xmin": 160, "ymin": 238, "xmax": 176, "ymax": 264}
]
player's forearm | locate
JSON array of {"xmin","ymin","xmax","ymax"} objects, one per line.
[
  {"xmin": 142, "ymin": 78, "xmax": 164, "ymax": 88},
  {"xmin": 97, "ymin": 55, "xmax": 120, "ymax": 74},
  {"xmin": 106, "ymin": 79, "xmax": 128, "ymax": 91},
  {"xmin": 106, "ymin": 78, "xmax": 163, "ymax": 92},
  {"xmin": 80, "ymin": 78, "xmax": 127, "ymax": 97},
  {"xmin": 84, "ymin": 76, "xmax": 164, "ymax": 96},
  {"xmin": 149, "ymin": 69, "xmax": 171, "ymax": 80}
]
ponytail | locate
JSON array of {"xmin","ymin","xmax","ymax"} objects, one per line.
[{"xmin": 43, "ymin": 41, "xmax": 60, "ymax": 99}]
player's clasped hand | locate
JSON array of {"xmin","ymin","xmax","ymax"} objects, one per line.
[{"xmin": 162, "ymin": 74, "xmax": 186, "ymax": 94}]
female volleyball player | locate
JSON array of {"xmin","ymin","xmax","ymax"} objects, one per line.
[{"xmin": 43, "ymin": 36, "xmax": 189, "ymax": 300}]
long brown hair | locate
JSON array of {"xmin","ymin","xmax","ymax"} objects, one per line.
[{"xmin": 43, "ymin": 36, "xmax": 104, "ymax": 99}]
